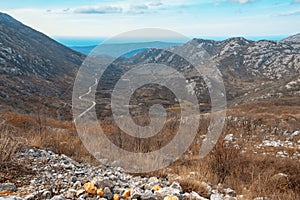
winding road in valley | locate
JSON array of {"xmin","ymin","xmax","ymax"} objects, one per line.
[{"xmin": 74, "ymin": 77, "xmax": 98, "ymax": 121}]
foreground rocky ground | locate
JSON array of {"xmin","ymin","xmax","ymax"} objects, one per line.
[{"xmin": 0, "ymin": 148, "xmax": 244, "ymax": 200}]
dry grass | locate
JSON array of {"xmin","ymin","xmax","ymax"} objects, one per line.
[
  {"xmin": 163, "ymin": 140, "xmax": 300, "ymax": 200},
  {"xmin": 0, "ymin": 119, "xmax": 25, "ymax": 163},
  {"xmin": 0, "ymin": 133, "xmax": 21, "ymax": 163},
  {"xmin": 0, "ymin": 112, "xmax": 97, "ymax": 164},
  {"xmin": 0, "ymin": 118, "xmax": 34, "ymax": 186},
  {"xmin": 0, "ymin": 98, "xmax": 299, "ymax": 200}
]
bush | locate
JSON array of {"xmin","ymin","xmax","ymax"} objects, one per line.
[{"xmin": 0, "ymin": 133, "xmax": 22, "ymax": 163}]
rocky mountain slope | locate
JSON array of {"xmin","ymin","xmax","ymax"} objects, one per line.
[
  {"xmin": 94, "ymin": 34, "xmax": 300, "ymax": 118},
  {"xmin": 0, "ymin": 12, "xmax": 299, "ymax": 119},
  {"xmin": 0, "ymin": 13, "xmax": 85, "ymax": 117},
  {"xmin": 280, "ymin": 33, "xmax": 300, "ymax": 43},
  {"xmin": 190, "ymin": 36, "xmax": 300, "ymax": 105}
]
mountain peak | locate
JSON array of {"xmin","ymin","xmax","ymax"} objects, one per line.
[
  {"xmin": 223, "ymin": 36, "xmax": 252, "ymax": 44},
  {"xmin": 191, "ymin": 38, "xmax": 216, "ymax": 44},
  {"xmin": 280, "ymin": 33, "xmax": 300, "ymax": 43},
  {"xmin": 0, "ymin": 12, "xmax": 16, "ymax": 22}
]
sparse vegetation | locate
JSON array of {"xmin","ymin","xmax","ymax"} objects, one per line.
[
  {"xmin": 0, "ymin": 133, "xmax": 20, "ymax": 163},
  {"xmin": 0, "ymin": 118, "xmax": 25, "ymax": 163},
  {"xmin": 1, "ymin": 98, "xmax": 299, "ymax": 199}
]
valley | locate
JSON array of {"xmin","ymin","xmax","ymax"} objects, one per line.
[{"xmin": 0, "ymin": 12, "xmax": 299, "ymax": 200}]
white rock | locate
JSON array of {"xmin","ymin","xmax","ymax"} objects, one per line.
[
  {"xmin": 154, "ymin": 187, "xmax": 181, "ymax": 199},
  {"xmin": 170, "ymin": 182, "xmax": 182, "ymax": 192},
  {"xmin": 189, "ymin": 191, "xmax": 209, "ymax": 200},
  {"xmin": 210, "ymin": 193, "xmax": 223, "ymax": 200},
  {"xmin": 224, "ymin": 134, "xmax": 234, "ymax": 141}
]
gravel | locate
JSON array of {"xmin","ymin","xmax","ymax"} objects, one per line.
[{"xmin": 0, "ymin": 148, "xmax": 238, "ymax": 200}]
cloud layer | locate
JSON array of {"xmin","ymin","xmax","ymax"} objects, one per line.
[
  {"xmin": 68, "ymin": 1, "xmax": 168, "ymax": 15},
  {"xmin": 74, "ymin": 6, "xmax": 122, "ymax": 14},
  {"xmin": 2, "ymin": 0, "xmax": 300, "ymax": 37},
  {"xmin": 230, "ymin": 0, "xmax": 256, "ymax": 4},
  {"xmin": 275, "ymin": 10, "xmax": 300, "ymax": 17}
]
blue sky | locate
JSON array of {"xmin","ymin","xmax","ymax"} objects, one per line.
[{"xmin": 1, "ymin": 0, "xmax": 300, "ymax": 38}]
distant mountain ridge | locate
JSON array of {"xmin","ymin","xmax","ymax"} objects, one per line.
[
  {"xmin": 0, "ymin": 12, "xmax": 299, "ymax": 118},
  {"xmin": 70, "ymin": 41, "xmax": 182, "ymax": 57}
]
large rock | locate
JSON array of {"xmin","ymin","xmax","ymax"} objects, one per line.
[
  {"xmin": 141, "ymin": 190, "xmax": 156, "ymax": 200},
  {"xmin": 210, "ymin": 193, "xmax": 223, "ymax": 200},
  {"xmin": 131, "ymin": 187, "xmax": 143, "ymax": 199},
  {"xmin": 93, "ymin": 177, "xmax": 114, "ymax": 188},
  {"xmin": 50, "ymin": 195, "xmax": 65, "ymax": 200},
  {"xmin": 182, "ymin": 191, "xmax": 209, "ymax": 200},
  {"xmin": 103, "ymin": 187, "xmax": 113, "ymax": 199},
  {"xmin": 0, "ymin": 183, "xmax": 17, "ymax": 193},
  {"xmin": 169, "ymin": 182, "xmax": 182, "ymax": 193},
  {"xmin": 154, "ymin": 187, "xmax": 181, "ymax": 199},
  {"xmin": 0, "ymin": 196, "xmax": 24, "ymax": 200}
]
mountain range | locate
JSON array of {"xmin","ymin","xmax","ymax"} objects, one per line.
[
  {"xmin": 71, "ymin": 41, "xmax": 182, "ymax": 57},
  {"xmin": 93, "ymin": 35, "xmax": 300, "ymax": 117},
  {"xmin": 0, "ymin": 12, "xmax": 299, "ymax": 120}
]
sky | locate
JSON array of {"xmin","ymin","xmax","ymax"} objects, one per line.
[{"xmin": 1, "ymin": 0, "xmax": 300, "ymax": 40}]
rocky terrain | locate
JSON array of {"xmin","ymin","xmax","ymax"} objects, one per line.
[
  {"xmin": 1, "ymin": 12, "xmax": 300, "ymax": 117},
  {"xmin": 0, "ymin": 12, "xmax": 299, "ymax": 200},
  {"xmin": 91, "ymin": 33, "xmax": 300, "ymax": 118},
  {"xmin": 1, "ymin": 108, "xmax": 299, "ymax": 200},
  {"xmin": 0, "ymin": 148, "xmax": 240, "ymax": 200},
  {"xmin": 280, "ymin": 33, "xmax": 300, "ymax": 44},
  {"xmin": 0, "ymin": 12, "xmax": 85, "ymax": 118}
]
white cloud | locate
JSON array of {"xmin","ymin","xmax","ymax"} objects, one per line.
[
  {"xmin": 273, "ymin": 10, "xmax": 300, "ymax": 17},
  {"xmin": 67, "ymin": 1, "xmax": 166, "ymax": 15},
  {"xmin": 128, "ymin": 4, "xmax": 149, "ymax": 14},
  {"xmin": 3, "ymin": 0, "xmax": 298, "ymax": 38},
  {"xmin": 214, "ymin": 0, "xmax": 257, "ymax": 6},
  {"xmin": 149, "ymin": 2, "xmax": 163, "ymax": 7},
  {"xmin": 230, "ymin": 0, "xmax": 256, "ymax": 4},
  {"xmin": 73, "ymin": 6, "xmax": 122, "ymax": 14},
  {"xmin": 69, "ymin": 1, "xmax": 191, "ymax": 15}
]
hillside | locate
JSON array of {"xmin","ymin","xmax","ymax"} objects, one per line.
[
  {"xmin": 0, "ymin": 13, "xmax": 85, "ymax": 118},
  {"xmin": 189, "ymin": 36, "xmax": 300, "ymax": 105},
  {"xmin": 1, "ymin": 12, "xmax": 299, "ymax": 119},
  {"xmin": 93, "ymin": 35, "xmax": 300, "ymax": 119},
  {"xmin": 280, "ymin": 33, "xmax": 300, "ymax": 43}
]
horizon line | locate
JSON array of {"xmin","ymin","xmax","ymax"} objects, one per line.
[{"xmin": 52, "ymin": 34, "xmax": 292, "ymax": 47}]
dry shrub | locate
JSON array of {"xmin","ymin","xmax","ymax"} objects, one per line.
[
  {"xmin": 0, "ymin": 133, "xmax": 21, "ymax": 163},
  {"xmin": 29, "ymin": 127, "xmax": 97, "ymax": 164},
  {"xmin": 157, "ymin": 137, "xmax": 300, "ymax": 200},
  {"xmin": 247, "ymin": 156, "xmax": 300, "ymax": 199},
  {"xmin": 205, "ymin": 141, "xmax": 300, "ymax": 198},
  {"xmin": 0, "ymin": 112, "xmax": 97, "ymax": 164},
  {"xmin": 207, "ymin": 140, "xmax": 240, "ymax": 184},
  {"xmin": 1, "ymin": 101, "xmax": 299, "ymax": 200},
  {"xmin": 178, "ymin": 179, "xmax": 211, "ymax": 198},
  {"xmin": 2, "ymin": 112, "xmax": 37, "ymax": 131}
]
